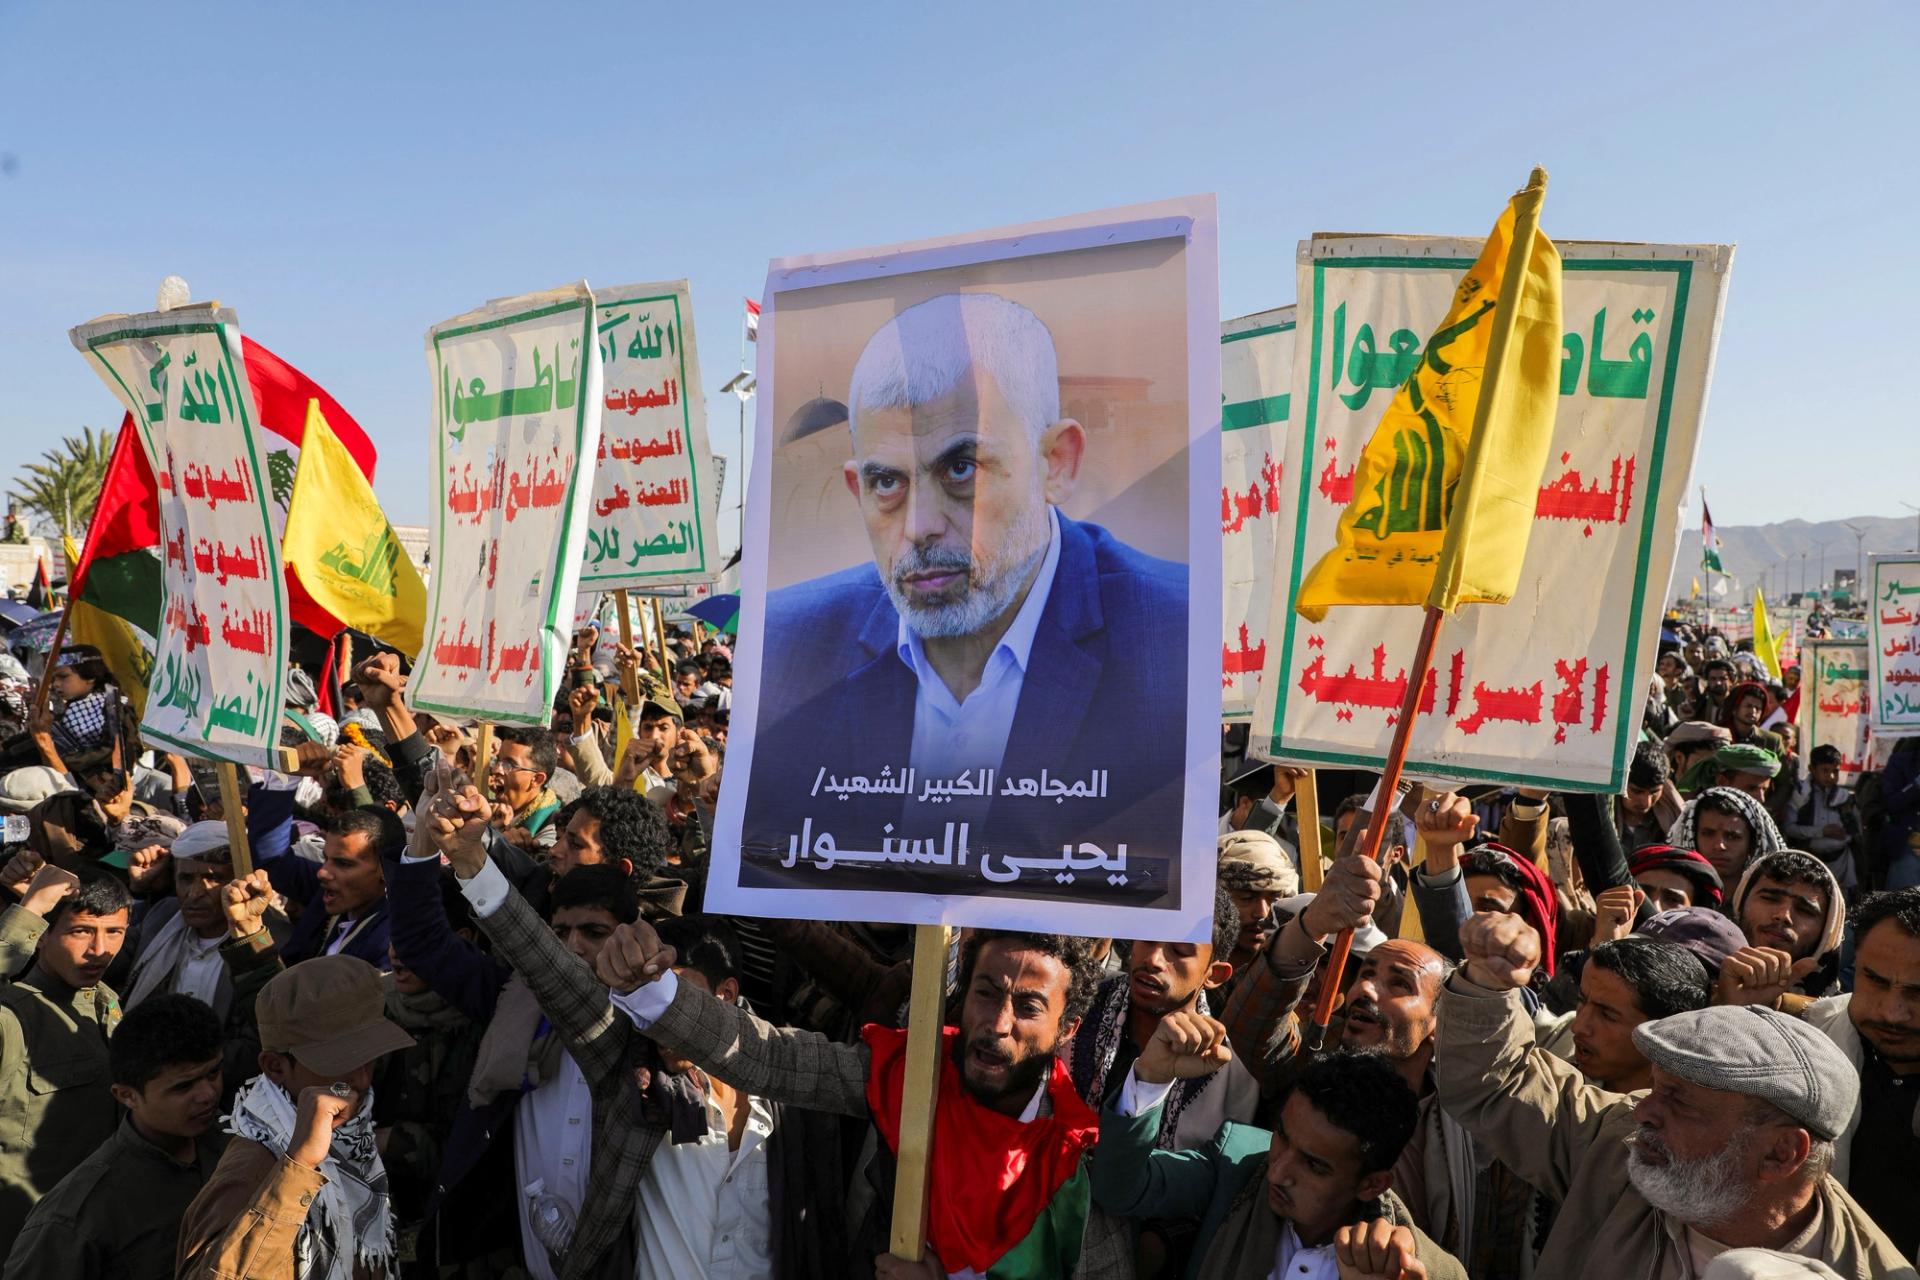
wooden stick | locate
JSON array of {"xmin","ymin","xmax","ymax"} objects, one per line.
[
  {"xmin": 29, "ymin": 596, "xmax": 75, "ymax": 722},
  {"xmin": 1295, "ymin": 767, "xmax": 1324, "ymax": 892},
  {"xmin": 1303, "ymin": 605, "xmax": 1445, "ymax": 1051},
  {"xmin": 651, "ymin": 599, "xmax": 673, "ymax": 683},
  {"xmin": 215, "ymin": 760, "xmax": 254, "ymax": 877},
  {"xmin": 1398, "ymin": 784, "xmax": 1430, "ymax": 943},
  {"xmin": 889, "ymin": 923, "xmax": 951, "ymax": 1261},
  {"xmin": 614, "ymin": 589, "xmax": 640, "ymax": 705},
  {"xmin": 473, "ymin": 723, "xmax": 494, "ymax": 799}
]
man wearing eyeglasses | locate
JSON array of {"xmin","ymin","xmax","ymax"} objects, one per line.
[{"xmin": 487, "ymin": 727, "xmax": 563, "ymax": 852}]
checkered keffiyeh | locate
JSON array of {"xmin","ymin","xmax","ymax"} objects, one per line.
[{"xmin": 51, "ymin": 691, "xmax": 109, "ymax": 757}]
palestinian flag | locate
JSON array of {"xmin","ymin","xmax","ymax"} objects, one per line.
[
  {"xmin": 1701, "ymin": 489, "xmax": 1724, "ymax": 574},
  {"xmin": 65, "ymin": 420, "xmax": 166, "ymax": 715},
  {"xmin": 82, "ymin": 336, "xmax": 377, "ymax": 641},
  {"xmin": 864, "ymin": 1025, "xmax": 1097, "ymax": 1279},
  {"xmin": 24, "ymin": 555, "xmax": 51, "ymax": 610}
]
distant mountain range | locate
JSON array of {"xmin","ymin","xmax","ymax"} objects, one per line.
[{"xmin": 1673, "ymin": 513, "xmax": 1918, "ymax": 601}]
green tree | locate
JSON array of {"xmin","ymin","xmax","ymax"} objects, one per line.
[{"xmin": 8, "ymin": 427, "xmax": 111, "ymax": 537}]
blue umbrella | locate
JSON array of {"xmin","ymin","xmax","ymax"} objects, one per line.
[{"xmin": 686, "ymin": 593, "xmax": 740, "ymax": 634}]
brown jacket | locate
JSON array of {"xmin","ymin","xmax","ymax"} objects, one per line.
[
  {"xmin": 1435, "ymin": 974, "xmax": 1915, "ymax": 1279},
  {"xmin": 175, "ymin": 1137, "xmax": 363, "ymax": 1280}
]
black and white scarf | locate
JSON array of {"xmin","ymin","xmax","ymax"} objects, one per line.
[
  {"xmin": 1067, "ymin": 972, "xmax": 1216, "ymax": 1150},
  {"xmin": 228, "ymin": 1075, "xmax": 394, "ymax": 1280}
]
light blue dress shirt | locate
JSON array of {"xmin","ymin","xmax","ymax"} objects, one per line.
[{"xmin": 896, "ymin": 506, "xmax": 1062, "ymax": 782}]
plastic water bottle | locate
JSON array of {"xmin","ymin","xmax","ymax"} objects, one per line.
[{"xmin": 523, "ymin": 1179, "xmax": 576, "ymax": 1257}]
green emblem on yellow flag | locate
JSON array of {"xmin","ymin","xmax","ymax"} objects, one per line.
[
  {"xmin": 1296, "ymin": 168, "xmax": 1563, "ymax": 622},
  {"xmin": 283, "ymin": 400, "xmax": 427, "ymax": 657}
]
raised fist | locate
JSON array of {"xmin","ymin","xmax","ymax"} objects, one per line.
[
  {"xmin": 1135, "ymin": 1009, "xmax": 1233, "ymax": 1084},
  {"xmin": 1458, "ymin": 911, "xmax": 1542, "ymax": 991},
  {"xmin": 593, "ymin": 919, "xmax": 676, "ymax": 994},
  {"xmin": 223, "ymin": 869, "xmax": 275, "ymax": 940},
  {"xmin": 1301, "ymin": 855, "xmax": 1383, "ymax": 939},
  {"xmin": 1716, "ymin": 946, "xmax": 1818, "ymax": 1007}
]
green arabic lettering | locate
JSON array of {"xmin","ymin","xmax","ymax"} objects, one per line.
[{"xmin": 1586, "ymin": 307, "xmax": 1653, "ymax": 399}]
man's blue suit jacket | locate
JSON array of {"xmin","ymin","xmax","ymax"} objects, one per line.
[{"xmin": 740, "ymin": 513, "xmax": 1190, "ymax": 910}]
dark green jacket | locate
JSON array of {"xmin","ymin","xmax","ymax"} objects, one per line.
[
  {"xmin": 1090, "ymin": 1097, "xmax": 1466, "ymax": 1280},
  {"xmin": 0, "ymin": 964, "xmax": 120, "ymax": 1243},
  {"xmin": 4, "ymin": 1115, "xmax": 225, "ymax": 1280}
]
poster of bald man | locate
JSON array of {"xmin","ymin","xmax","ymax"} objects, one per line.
[{"xmin": 708, "ymin": 197, "xmax": 1221, "ymax": 941}]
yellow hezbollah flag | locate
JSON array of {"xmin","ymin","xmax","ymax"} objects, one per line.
[
  {"xmin": 1751, "ymin": 586, "xmax": 1782, "ymax": 680},
  {"xmin": 1296, "ymin": 168, "xmax": 1563, "ymax": 622},
  {"xmin": 283, "ymin": 400, "xmax": 427, "ymax": 657},
  {"xmin": 61, "ymin": 534, "xmax": 154, "ymax": 718}
]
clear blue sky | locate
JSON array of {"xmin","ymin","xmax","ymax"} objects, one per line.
[{"xmin": 3, "ymin": 1, "xmax": 1914, "ymax": 547}]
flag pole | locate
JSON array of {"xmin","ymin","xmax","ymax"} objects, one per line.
[
  {"xmin": 1302, "ymin": 608, "xmax": 1445, "ymax": 1052},
  {"xmin": 28, "ymin": 596, "xmax": 75, "ymax": 722},
  {"xmin": 888, "ymin": 923, "xmax": 951, "ymax": 1262}
]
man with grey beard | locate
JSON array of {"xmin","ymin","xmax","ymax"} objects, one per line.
[
  {"xmin": 1431, "ymin": 911, "xmax": 1911, "ymax": 1279},
  {"xmin": 743, "ymin": 292, "xmax": 1187, "ymax": 885}
]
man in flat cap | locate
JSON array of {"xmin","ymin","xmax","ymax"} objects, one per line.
[
  {"xmin": 178, "ymin": 954, "xmax": 416, "ymax": 1280},
  {"xmin": 1433, "ymin": 910, "xmax": 1912, "ymax": 1279}
]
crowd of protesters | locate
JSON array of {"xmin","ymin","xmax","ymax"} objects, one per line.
[{"xmin": 0, "ymin": 610, "xmax": 1913, "ymax": 1280}]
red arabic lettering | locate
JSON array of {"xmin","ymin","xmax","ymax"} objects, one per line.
[
  {"xmin": 1534, "ymin": 453, "xmax": 1636, "ymax": 538},
  {"xmin": 1223, "ymin": 623, "xmax": 1266, "ymax": 676}
]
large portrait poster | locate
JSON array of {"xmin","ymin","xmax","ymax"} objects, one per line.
[
  {"xmin": 579, "ymin": 281, "xmax": 720, "ymax": 588},
  {"xmin": 70, "ymin": 307, "xmax": 289, "ymax": 767},
  {"xmin": 1253, "ymin": 237, "xmax": 1732, "ymax": 792},
  {"xmin": 710, "ymin": 197, "xmax": 1221, "ymax": 941},
  {"xmin": 1221, "ymin": 306, "xmax": 1295, "ymax": 721},
  {"xmin": 413, "ymin": 285, "xmax": 602, "ymax": 725},
  {"xmin": 1801, "ymin": 640, "xmax": 1871, "ymax": 780},
  {"xmin": 1869, "ymin": 554, "xmax": 1920, "ymax": 733}
]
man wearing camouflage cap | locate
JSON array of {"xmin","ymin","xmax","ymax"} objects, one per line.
[
  {"xmin": 1216, "ymin": 829, "xmax": 1299, "ymax": 975},
  {"xmin": 1435, "ymin": 910, "xmax": 1912, "ymax": 1279}
]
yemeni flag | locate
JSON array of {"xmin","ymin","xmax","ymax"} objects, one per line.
[
  {"xmin": 24, "ymin": 556, "xmax": 51, "ymax": 610},
  {"xmin": 80, "ymin": 337, "xmax": 377, "ymax": 643},
  {"xmin": 744, "ymin": 296, "xmax": 760, "ymax": 342},
  {"xmin": 1701, "ymin": 489, "xmax": 1725, "ymax": 573}
]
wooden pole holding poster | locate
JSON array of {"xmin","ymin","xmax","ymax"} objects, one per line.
[
  {"xmin": 613, "ymin": 589, "xmax": 641, "ymax": 705},
  {"xmin": 1302, "ymin": 606, "xmax": 1445, "ymax": 1050},
  {"xmin": 889, "ymin": 923, "xmax": 951, "ymax": 1262},
  {"xmin": 651, "ymin": 599, "xmax": 673, "ymax": 684},
  {"xmin": 214, "ymin": 761, "xmax": 254, "ymax": 877},
  {"xmin": 474, "ymin": 723, "xmax": 495, "ymax": 800},
  {"xmin": 1295, "ymin": 768, "xmax": 1324, "ymax": 892}
]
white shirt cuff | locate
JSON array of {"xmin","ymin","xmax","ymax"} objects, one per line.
[
  {"xmin": 1417, "ymin": 863, "xmax": 1463, "ymax": 888},
  {"xmin": 454, "ymin": 855, "xmax": 513, "ymax": 919},
  {"xmin": 1115, "ymin": 1063, "xmax": 1175, "ymax": 1117},
  {"xmin": 571, "ymin": 732, "xmax": 596, "ymax": 747},
  {"xmin": 610, "ymin": 969, "xmax": 680, "ymax": 1029}
]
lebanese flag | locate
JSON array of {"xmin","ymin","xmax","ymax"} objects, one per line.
[
  {"xmin": 80, "ymin": 337, "xmax": 377, "ymax": 638},
  {"xmin": 744, "ymin": 297, "xmax": 760, "ymax": 342}
]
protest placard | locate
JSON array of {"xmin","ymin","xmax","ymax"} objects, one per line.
[
  {"xmin": 1869, "ymin": 553, "xmax": 1920, "ymax": 734},
  {"xmin": 412, "ymin": 284, "xmax": 603, "ymax": 725},
  {"xmin": 709, "ymin": 196, "xmax": 1221, "ymax": 941},
  {"xmin": 579, "ymin": 281, "xmax": 720, "ymax": 589},
  {"xmin": 1253, "ymin": 237, "xmax": 1732, "ymax": 792},
  {"xmin": 1221, "ymin": 306, "xmax": 1295, "ymax": 720},
  {"xmin": 1801, "ymin": 640, "xmax": 1872, "ymax": 780},
  {"xmin": 70, "ymin": 307, "xmax": 290, "ymax": 768}
]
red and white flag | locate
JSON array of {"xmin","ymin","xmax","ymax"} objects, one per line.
[{"xmin": 744, "ymin": 297, "xmax": 760, "ymax": 342}]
